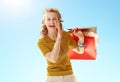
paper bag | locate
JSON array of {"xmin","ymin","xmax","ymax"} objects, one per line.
[{"xmin": 68, "ymin": 26, "xmax": 98, "ymax": 60}]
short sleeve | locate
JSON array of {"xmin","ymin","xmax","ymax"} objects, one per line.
[
  {"xmin": 67, "ymin": 32, "xmax": 77, "ymax": 49},
  {"xmin": 38, "ymin": 40, "xmax": 51, "ymax": 56}
]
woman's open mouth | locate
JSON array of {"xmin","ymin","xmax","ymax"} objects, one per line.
[{"xmin": 49, "ymin": 25, "xmax": 55, "ymax": 28}]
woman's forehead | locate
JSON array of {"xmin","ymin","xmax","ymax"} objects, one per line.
[{"xmin": 45, "ymin": 12, "xmax": 58, "ymax": 18}]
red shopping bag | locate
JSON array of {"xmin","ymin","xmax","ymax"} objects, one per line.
[{"xmin": 68, "ymin": 28, "xmax": 97, "ymax": 60}]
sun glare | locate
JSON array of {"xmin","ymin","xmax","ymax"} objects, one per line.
[
  {"xmin": 2, "ymin": 0, "xmax": 31, "ymax": 17},
  {"xmin": 3, "ymin": 0, "xmax": 26, "ymax": 10}
]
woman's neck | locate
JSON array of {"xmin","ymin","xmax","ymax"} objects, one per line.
[{"xmin": 48, "ymin": 30, "xmax": 57, "ymax": 41}]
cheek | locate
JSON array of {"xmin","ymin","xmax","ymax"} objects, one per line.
[{"xmin": 53, "ymin": 20, "xmax": 57, "ymax": 23}]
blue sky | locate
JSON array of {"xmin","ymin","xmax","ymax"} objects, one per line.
[{"xmin": 0, "ymin": 0, "xmax": 120, "ymax": 82}]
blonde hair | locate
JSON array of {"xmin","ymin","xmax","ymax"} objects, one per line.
[{"xmin": 40, "ymin": 8, "xmax": 63, "ymax": 36}]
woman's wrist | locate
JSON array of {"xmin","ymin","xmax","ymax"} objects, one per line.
[
  {"xmin": 78, "ymin": 42, "xmax": 86, "ymax": 48},
  {"xmin": 57, "ymin": 30, "xmax": 63, "ymax": 39}
]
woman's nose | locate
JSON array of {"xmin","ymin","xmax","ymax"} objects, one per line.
[{"xmin": 50, "ymin": 20, "xmax": 54, "ymax": 24}]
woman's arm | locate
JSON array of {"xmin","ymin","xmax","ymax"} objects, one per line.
[
  {"xmin": 72, "ymin": 30, "xmax": 85, "ymax": 54},
  {"xmin": 45, "ymin": 20, "xmax": 63, "ymax": 63},
  {"xmin": 45, "ymin": 36, "xmax": 61, "ymax": 63},
  {"xmin": 72, "ymin": 41, "xmax": 85, "ymax": 54}
]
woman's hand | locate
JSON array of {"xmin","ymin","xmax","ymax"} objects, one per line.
[
  {"xmin": 55, "ymin": 20, "xmax": 63, "ymax": 39},
  {"xmin": 72, "ymin": 28, "xmax": 85, "ymax": 54},
  {"xmin": 73, "ymin": 28, "xmax": 84, "ymax": 44}
]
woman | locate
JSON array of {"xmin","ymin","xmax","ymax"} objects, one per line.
[{"xmin": 38, "ymin": 8, "xmax": 85, "ymax": 82}]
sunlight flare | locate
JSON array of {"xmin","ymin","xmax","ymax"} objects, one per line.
[{"xmin": 2, "ymin": 0, "xmax": 32, "ymax": 17}]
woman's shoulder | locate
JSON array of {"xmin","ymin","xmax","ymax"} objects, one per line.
[
  {"xmin": 63, "ymin": 31, "xmax": 71, "ymax": 37},
  {"xmin": 63, "ymin": 31, "xmax": 69, "ymax": 35},
  {"xmin": 38, "ymin": 36, "xmax": 47, "ymax": 43}
]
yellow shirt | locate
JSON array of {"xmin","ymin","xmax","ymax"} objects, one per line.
[{"xmin": 38, "ymin": 31, "xmax": 77, "ymax": 76}]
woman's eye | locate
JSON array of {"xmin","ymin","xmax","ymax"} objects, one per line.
[
  {"xmin": 53, "ymin": 18, "xmax": 56, "ymax": 20},
  {"xmin": 47, "ymin": 18, "xmax": 50, "ymax": 21}
]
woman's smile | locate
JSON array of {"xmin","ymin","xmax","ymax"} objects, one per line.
[{"xmin": 49, "ymin": 25, "xmax": 55, "ymax": 28}]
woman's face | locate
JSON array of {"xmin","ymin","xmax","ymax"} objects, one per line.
[{"xmin": 44, "ymin": 12, "xmax": 59, "ymax": 30}]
